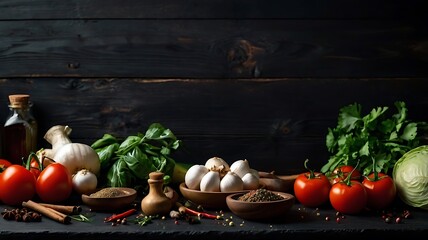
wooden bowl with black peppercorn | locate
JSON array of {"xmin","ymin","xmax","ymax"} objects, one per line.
[{"xmin": 226, "ymin": 189, "xmax": 295, "ymax": 221}]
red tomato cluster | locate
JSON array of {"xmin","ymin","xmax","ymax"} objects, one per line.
[
  {"xmin": 294, "ymin": 172, "xmax": 331, "ymax": 208},
  {"xmin": 0, "ymin": 157, "xmax": 73, "ymax": 206},
  {"xmin": 0, "ymin": 164, "xmax": 36, "ymax": 206},
  {"xmin": 362, "ymin": 172, "xmax": 397, "ymax": 210},
  {"xmin": 294, "ymin": 163, "xmax": 397, "ymax": 215}
]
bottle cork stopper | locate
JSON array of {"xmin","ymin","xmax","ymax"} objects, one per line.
[
  {"xmin": 149, "ymin": 172, "xmax": 165, "ymax": 180},
  {"xmin": 8, "ymin": 94, "xmax": 30, "ymax": 108}
]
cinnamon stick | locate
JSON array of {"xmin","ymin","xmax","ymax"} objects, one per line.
[
  {"xmin": 22, "ymin": 200, "xmax": 71, "ymax": 224},
  {"xmin": 38, "ymin": 203, "xmax": 82, "ymax": 215}
]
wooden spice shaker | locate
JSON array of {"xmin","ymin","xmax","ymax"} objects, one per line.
[{"xmin": 141, "ymin": 172, "xmax": 172, "ymax": 216}]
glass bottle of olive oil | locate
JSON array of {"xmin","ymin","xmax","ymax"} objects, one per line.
[{"xmin": 2, "ymin": 94, "xmax": 38, "ymax": 165}]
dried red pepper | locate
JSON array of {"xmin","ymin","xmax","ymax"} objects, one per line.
[
  {"xmin": 176, "ymin": 202, "xmax": 221, "ymax": 220},
  {"xmin": 104, "ymin": 208, "xmax": 137, "ymax": 222}
]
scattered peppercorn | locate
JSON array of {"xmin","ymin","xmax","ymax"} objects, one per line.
[
  {"xmin": 336, "ymin": 217, "xmax": 341, "ymax": 223},
  {"xmin": 381, "ymin": 209, "xmax": 411, "ymax": 224},
  {"xmin": 385, "ymin": 216, "xmax": 392, "ymax": 223},
  {"xmin": 395, "ymin": 217, "xmax": 402, "ymax": 224}
]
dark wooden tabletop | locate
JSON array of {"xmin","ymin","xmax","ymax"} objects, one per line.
[{"xmin": 1, "ymin": 199, "xmax": 427, "ymax": 240}]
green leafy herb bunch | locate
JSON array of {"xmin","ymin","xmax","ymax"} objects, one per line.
[{"xmin": 321, "ymin": 101, "xmax": 428, "ymax": 176}]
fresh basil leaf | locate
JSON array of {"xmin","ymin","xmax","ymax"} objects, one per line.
[
  {"xmin": 97, "ymin": 143, "xmax": 119, "ymax": 170},
  {"xmin": 107, "ymin": 158, "xmax": 134, "ymax": 187},
  {"xmin": 123, "ymin": 147, "xmax": 156, "ymax": 180},
  {"xmin": 91, "ymin": 133, "xmax": 118, "ymax": 149}
]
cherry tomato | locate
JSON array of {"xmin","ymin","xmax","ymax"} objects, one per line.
[
  {"xmin": 0, "ymin": 159, "xmax": 12, "ymax": 172},
  {"xmin": 362, "ymin": 172, "xmax": 396, "ymax": 210},
  {"xmin": 36, "ymin": 163, "xmax": 72, "ymax": 203},
  {"xmin": 0, "ymin": 164, "xmax": 36, "ymax": 206},
  {"xmin": 330, "ymin": 165, "xmax": 362, "ymax": 185},
  {"xmin": 329, "ymin": 180, "xmax": 367, "ymax": 214},
  {"xmin": 294, "ymin": 172, "xmax": 331, "ymax": 207}
]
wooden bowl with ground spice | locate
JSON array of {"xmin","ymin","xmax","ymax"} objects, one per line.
[
  {"xmin": 226, "ymin": 189, "xmax": 295, "ymax": 221},
  {"xmin": 81, "ymin": 187, "xmax": 137, "ymax": 212}
]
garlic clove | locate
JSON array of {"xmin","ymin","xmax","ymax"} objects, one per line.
[
  {"xmin": 200, "ymin": 171, "xmax": 221, "ymax": 192},
  {"xmin": 230, "ymin": 159, "xmax": 251, "ymax": 178},
  {"xmin": 220, "ymin": 171, "xmax": 244, "ymax": 192},
  {"xmin": 185, "ymin": 165, "xmax": 209, "ymax": 190},
  {"xmin": 242, "ymin": 172, "xmax": 260, "ymax": 190}
]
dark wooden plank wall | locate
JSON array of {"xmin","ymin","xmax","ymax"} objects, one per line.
[{"xmin": 1, "ymin": 0, "xmax": 427, "ymax": 174}]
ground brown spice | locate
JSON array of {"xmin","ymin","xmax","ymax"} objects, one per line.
[
  {"xmin": 90, "ymin": 188, "xmax": 127, "ymax": 198},
  {"xmin": 238, "ymin": 189, "xmax": 284, "ymax": 202}
]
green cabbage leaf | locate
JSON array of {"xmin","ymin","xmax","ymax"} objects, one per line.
[{"xmin": 393, "ymin": 145, "xmax": 428, "ymax": 210}]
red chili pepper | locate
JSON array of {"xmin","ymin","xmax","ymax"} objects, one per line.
[
  {"xmin": 104, "ymin": 208, "xmax": 137, "ymax": 222},
  {"xmin": 176, "ymin": 202, "xmax": 220, "ymax": 220}
]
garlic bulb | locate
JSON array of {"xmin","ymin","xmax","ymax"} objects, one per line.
[
  {"xmin": 72, "ymin": 169, "xmax": 98, "ymax": 195},
  {"xmin": 53, "ymin": 143, "xmax": 100, "ymax": 175},
  {"xmin": 249, "ymin": 168, "xmax": 260, "ymax": 179},
  {"xmin": 200, "ymin": 171, "xmax": 221, "ymax": 192},
  {"xmin": 220, "ymin": 171, "xmax": 244, "ymax": 192},
  {"xmin": 242, "ymin": 172, "xmax": 259, "ymax": 190},
  {"xmin": 230, "ymin": 159, "xmax": 251, "ymax": 178},
  {"xmin": 185, "ymin": 165, "xmax": 209, "ymax": 190},
  {"xmin": 205, "ymin": 157, "xmax": 230, "ymax": 173}
]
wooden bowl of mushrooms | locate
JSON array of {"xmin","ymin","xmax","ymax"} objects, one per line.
[
  {"xmin": 180, "ymin": 157, "xmax": 263, "ymax": 210},
  {"xmin": 179, "ymin": 182, "xmax": 249, "ymax": 210}
]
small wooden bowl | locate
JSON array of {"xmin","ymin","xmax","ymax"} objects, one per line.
[
  {"xmin": 179, "ymin": 182, "xmax": 249, "ymax": 210},
  {"xmin": 226, "ymin": 190, "xmax": 295, "ymax": 221},
  {"xmin": 81, "ymin": 187, "xmax": 137, "ymax": 211}
]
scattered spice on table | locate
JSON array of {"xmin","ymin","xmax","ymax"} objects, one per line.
[
  {"xmin": 130, "ymin": 213, "xmax": 159, "ymax": 226},
  {"xmin": 2, "ymin": 207, "xmax": 42, "ymax": 222},
  {"xmin": 104, "ymin": 208, "xmax": 137, "ymax": 225},
  {"xmin": 176, "ymin": 202, "xmax": 221, "ymax": 220},
  {"xmin": 238, "ymin": 189, "xmax": 284, "ymax": 202},
  {"xmin": 169, "ymin": 209, "xmax": 202, "ymax": 225}
]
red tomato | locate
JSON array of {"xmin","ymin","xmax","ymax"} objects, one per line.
[
  {"xmin": 330, "ymin": 165, "xmax": 362, "ymax": 185},
  {"xmin": 36, "ymin": 163, "xmax": 72, "ymax": 203},
  {"xmin": 294, "ymin": 172, "xmax": 331, "ymax": 207},
  {"xmin": 0, "ymin": 159, "xmax": 12, "ymax": 172},
  {"xmin": 362, "ymin": 172, "xmax": 396, "ymax": 210},
  {"xmin": 0, "ymin": 164, "xmax": 36, "ymax": 206},
  {"xmin": 329, "ymin": 180, "xmax": 367, "ymax": 214},
  {"xmin": 29, "ymin": 157, "xmax": 41, "ymax": 179}
]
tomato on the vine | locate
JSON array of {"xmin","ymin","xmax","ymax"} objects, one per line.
[
  {"xmin": 329, "ymin": 165, "xmax": 362, "ymax": 185},
  {"xmin": 36, "ymin": 163, "xmax": 72, "ymax": 203},
  {"xmin": 329, "ymin": 179, "xmax": 367, "ymax": 214},
  {"xmin": 0, "ymin": 159, "xmax": 12, "ymax": 172},
  {"xmin": 294, "ymin": 159, "xmax": 331, "ymax": 208},
  {"xmin": 0, "ymin": 164, "xmax": 36, "ymax": 206},
  {"xmin": 362, "ymin": 172, "xmax": 396, "ymax": 210}
]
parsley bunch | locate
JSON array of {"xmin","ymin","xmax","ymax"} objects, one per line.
[{"xmin": 321, "ymin": 101, "xmax": 428, "ymax": 176}]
